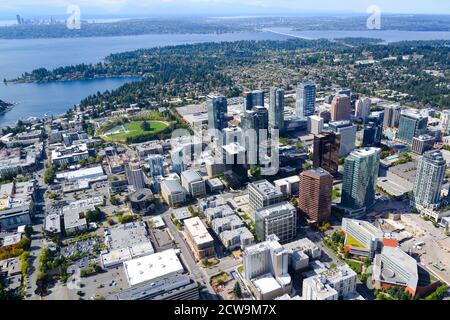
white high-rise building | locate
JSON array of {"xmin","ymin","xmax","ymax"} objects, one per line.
[{"xmin": 413, "ymin": 150, "xmax": 446, "ymax": 209}]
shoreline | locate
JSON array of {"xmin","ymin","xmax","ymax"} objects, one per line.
[{"xmin": 5, "ymin": 74, "xmax": 141, "ymax": 85}]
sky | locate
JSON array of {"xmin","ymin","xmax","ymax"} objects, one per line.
[{"xmin": 1, "ymin": 0, "xmax": 450, "ymax": 18}]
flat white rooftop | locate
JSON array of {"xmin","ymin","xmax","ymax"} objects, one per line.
[
  {"xmin": 123, "ymin": 249, "xmax": 184, "ymax": 287},
  {"xmin": 56, "ymin": 166, "xmax": 104, "ymax": 181},
  {"xmin": 184, "ymin": 217, "xmax": 214, "ymax": 246},
  {"xmin": 252, "ymin": 274, "xmax": 282, "ymax": 294}
]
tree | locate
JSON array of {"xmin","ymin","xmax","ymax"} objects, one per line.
[
  {"xmin": 44, "ymin": 165, "xmax": 57, "ymax": 184},
  {"xmin": 110, "ymin": 196, "xmax": 120, "ymax": 205},
  {"xmin": 233, "ymin": 282, "xmax": 242, "ymax": 298},
  {"xmin": 86, "ymin": 208, "xmax": 103, "ymax": 223},
  {"xmin": 119, "ymin": 215, "xmax": 134, "ymax": 224},
  {"xmin": 141, "ymin": 120, "xmax": 151, "ymax": 131},
  {"xmin": 249, "ymin": 165, "xmax": 261, "ymax": 178}
]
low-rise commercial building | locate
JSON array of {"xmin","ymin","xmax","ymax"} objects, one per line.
[
  {"xmin": 111, "ymin": 274, "xmax": 199, "ymax": 300},
  {"xmin": 0, "ymin": 180, "xmax": 36, "ymax": 231},
  {"xmin": 44, "ymin": 213, "xmax": 61, "ymax": 236},
  {"xmin": 219, "ymin": 227, "xmax": 254, "ymax": 250},
  {"xmin": 283, "ymin": 238, "xmax": 322, "ymax": 271},
  {"xmin": 302, "ymin": 264, "xmax": 357, "ymax": 300},
  {"xmin": 101, "ymin": 221, "xmax": 154, "ymax": 268},
  {"xmin": 161, "ymin": 179, "xmax": 186, "ymax": 207},
  {"xmin": 372, "ymin": 246, "xmax": 419, "ymax": 296},
  {"xmin": 123, "ymin": 249, "xmax": 183, "ymax": 287},
  {"xmin": 51, "ymin": 143, "xmax": 90, "ymax": 166},
  {"xmin": 183, "ymin": 217, "xmax": 215, "ymax": 261},
  {"xmin": 181, "ymin": 170, "xmax": 206, "ymax": 198},
  {"xmin": 128, "ymin": 188, "xmax": 154, "ymax": 214},
  {"xmin": 61, "ymin": 196, "xmax": 104, "ymax": 234}
]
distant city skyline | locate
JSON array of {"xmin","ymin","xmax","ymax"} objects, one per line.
[{"xmin": 1, "ymin": 0, "xmax": 450, "ymax": 18}]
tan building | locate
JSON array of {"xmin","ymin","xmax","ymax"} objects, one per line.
[
  {"xmin": 330, "ymin": 95, "xmax": 351, "ymax": 122},
  {"xmin": 161, "ymin": 179, "xmax": 186, "ymax": 207},
  {"xmin": 299, "ymin": 168, "xmax": 333, "ymax": 224},
  {"xmin": 183, "ymin": 217, "xmax": 215, "ymax": 261}
]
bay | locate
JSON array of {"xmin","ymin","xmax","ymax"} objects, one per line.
[
  {"xmin": 0, "ymin": 31, "xmax": 287, "ymax": 127},
  {"xmin": 0, "ymin": 77, "xmax": 140, "ymax": 127}
]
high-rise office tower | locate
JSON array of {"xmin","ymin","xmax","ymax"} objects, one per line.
[
  {"xmin": 413, "ymin": 150, "xmax": 446, "ymax": 209},
  {"xmin": 252, "ymin": 90, "xmax": 265, "ymax": 107},
  {"xmin": 299, "ymin": 168, "xmax": 333, "ymax": 224},
  {"xmin": 243, "ymin": 91, "xmax": 253, "ymax": 111},
  {"xmin": 296, "ymin": 82, "xmax": 316, "ymax": 118},
  {"xmin": 313, "ymin": 132, "xmax": 341, "ymax": 176},
  {"xmin": 383, "ymin": 104, "xmax": 402, "ymax": 128},
  {"xmin": 355, "ymin": 98, "xmax": 371, "ymax": 121},
  {"xmin": 328, "ymin": 120, "xmax": 357, "ymax": 156},
  {"xmin": 243, "ymin": 90, "xmax": 265, "ymax": 111},
  {"xmin": 330, "ymin": 95, "xmax": 351, "ymax": 122},
  {"xmin": 125, "ymin": 159, "xmax": 146, "ymax": 190},
  {"xmin": 242, "ymin": 106, "xmax": 269, "ymax": 164},
  {"xmin": 207, "ymin": 93, "xmax": 228, "ymax": 132},
  {"xmin": 397, "ymin": 110, "xmax": 428, "ymax": 144},
  {"xmin": 341, "ymin": 148, "xmax": 380, "ymax": 211},
  {"xmin": 269, "ymin": 87, "xmax": 285, "ymax": 130},
  {"xmin": 363, "ymin": 112, "xmax": 383, "ymax": 147}
]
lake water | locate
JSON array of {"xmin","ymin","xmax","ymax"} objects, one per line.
[
  {"xmin": 1, "ymin": 29, "xmax": 450, "ymax": 127},
  {"xmin": 265, "ymin": 28, "xmax": 450, "ymax": 43},
  {"xmin": 0, "ymin": 77, "xmax": 141, "ymax": 127},
  {"xmin": 0, "ymin": 31, "xmax": 287, "ymax": 127}
]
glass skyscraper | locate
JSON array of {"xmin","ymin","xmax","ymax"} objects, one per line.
[
  {"xmin": 296, "ymin": 82, "xmax": 316, "ymax": 118},
  {"xmin": 207, "ymin": 93, "xmax": 228, "ymax": 132},
  {"xmin": 269, "ymin": 87, "xmax": 285, "ymax": 131},
  {"xmin": 341, "ymin": 147, "xmax": 380, "ymax": 210},
  {"xmin": 397, "ymin": 110, "xmax": 428, "ymax": 144}
]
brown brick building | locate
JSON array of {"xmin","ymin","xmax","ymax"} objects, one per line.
[
  {"xmin": 299, "ymin": 168, "xmax": 333, "ymax": 224},
  {"xmin": 331, "ymin": 95, "xmax": 351, "ymax": 122}
]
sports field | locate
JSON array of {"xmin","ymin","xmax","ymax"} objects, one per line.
[{"xmin": 102, "ymin": 120, "xmax": 168, "ymax": 142}]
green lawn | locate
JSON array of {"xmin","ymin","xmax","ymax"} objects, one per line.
[{"xmin": 103, "ymin": 121, "xmax": 168, "ymax": 142}]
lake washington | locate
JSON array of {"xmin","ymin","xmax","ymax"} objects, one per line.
[{"xmin": 0, "ymin": 31, "xmax": 288, "ymax": 127}]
